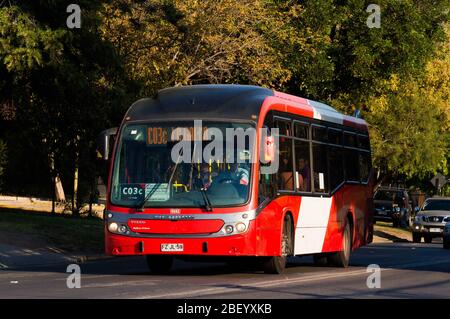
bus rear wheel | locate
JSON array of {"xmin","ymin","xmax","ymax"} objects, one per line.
[
  {"xmin": 263, "ymin": 214, "xmax": 293, "ymax": 274},
  {"xmin": 328, "ymin": 220, "xmax": 352, "ymax": 268},
  {"xmin": 146, "ymin": 255, "xmax": 174, "ymax": 274}
]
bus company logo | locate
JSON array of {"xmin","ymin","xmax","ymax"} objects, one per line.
[
  {"xmin": 152, "ymin": 215, "xmax": 195, "ymax": 220},
  {"xmin": 129, "ymin": 220, "xmax": 147, "ymax": 224},
  {"xmin": 170, "ymin": 209, "xmax": 181, "ymax": 214}
]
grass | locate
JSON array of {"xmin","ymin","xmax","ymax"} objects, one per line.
[
  {"xmin": 374, "ymin": 221, "xmax": 412, "ymax": 242},
  {"xmin": 0, "ymin": 207, "xmax": 104, "ymax": 253}
]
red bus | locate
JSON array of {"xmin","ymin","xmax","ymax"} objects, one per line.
[{"xmin": 101, "ymin": 85, "xmax": 373, "ymax": 274}]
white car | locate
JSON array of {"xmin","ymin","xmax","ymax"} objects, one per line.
[{"xmin": 412, "ymin": 197, "xmax": 450, "ymax": 243}]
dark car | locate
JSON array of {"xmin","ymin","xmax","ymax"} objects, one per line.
[
  {"xmin": 413, "ymin": 197, "xmax": 450, "ymax": 244},
  {"xmin": 444, "ymin": 222, "xmax": 450, "ymax": 249},
  {"xmin": 373, "ymin": 187, "xmax": 412, "ymax": 228}
]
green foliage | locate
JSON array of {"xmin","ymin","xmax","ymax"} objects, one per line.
[
  {"xmin": 366, "ymin": 77, "xmax": 447, "ymax": 178},
  {"xmin": 100, "ymin": 0, "xmax": 292, "ymax": 95},
  {"xmin": 0, "ymin": 0, "xmax": 449, "ymax": 198}
]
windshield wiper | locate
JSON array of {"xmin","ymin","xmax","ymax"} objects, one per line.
[
  {"xmin": 199, "ymin": 187, "xmax": 213, "ymax": 212},
  {"xmin": 137, "ymin": 150, "xmax": 183, "ymax": 211}
]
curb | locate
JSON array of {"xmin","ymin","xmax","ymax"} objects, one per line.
[{"xmin": 71, "ymin": 254, "xmax": 113, "ymax": 264}]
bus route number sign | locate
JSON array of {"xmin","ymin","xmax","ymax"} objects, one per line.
[{"xmin": 120, "ymin": 184, "xmax": 145, "ymax": 201}]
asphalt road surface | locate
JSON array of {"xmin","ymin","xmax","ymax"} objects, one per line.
[{"xmin": 0, "ymin": 241, "xmax": 449, "ymax": 299}]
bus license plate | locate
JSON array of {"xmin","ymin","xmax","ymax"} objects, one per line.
[
  {"xmin": 429, "ymin": 228, "xmax": 442, "ymax": 233},
  {"xmin": 161, "ymin": 243, "xmax": 184, "ymax": 252}
]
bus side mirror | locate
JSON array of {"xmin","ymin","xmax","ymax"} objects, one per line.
[
  {"xmin": 264, "ymin": 135, "xmax": 275, "ymax": 163},
  {"xmin": 97, "ymin": 127, "xmax": 118, "ymax": 161}
]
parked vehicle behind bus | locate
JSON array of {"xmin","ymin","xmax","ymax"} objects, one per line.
[
  {"xmin": 413, "ymin": 197, "xmax": 450, "ymax": 243},
  {"xmin": 99, "ymin": 85, "xmax": 374, "ymax": 274}
]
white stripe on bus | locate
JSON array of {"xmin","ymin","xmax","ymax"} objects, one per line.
[{"xmin": 294, "ymin": 196, "xmax": 333, "ymax": 255}]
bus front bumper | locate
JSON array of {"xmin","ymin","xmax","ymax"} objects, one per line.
[{"xmin": 105, "ymin": 221, "xmax": 257, "ymax": 256}]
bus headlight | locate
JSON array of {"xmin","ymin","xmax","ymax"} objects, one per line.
[
  {"xmin": 235, "ymin": 222, "xmax": 246, "ymax": 233},
  {"xmin": 118, "ymin": 225, "xmax": 128, "ymax": 234},
  {"xmin": 225, "ymin": 225, "xmax": 234, "ymax": 234},
  {"xmin": 108, "ymin": 222, "xmax": 119, "ymax": 233}
]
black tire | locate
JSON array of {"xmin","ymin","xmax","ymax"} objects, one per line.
[
  {"xmin": 392, "ymin": 219, "xmax": 399, "ymax": 228},
  {"xmin": 313, "ymin": 253, "xmax": 329, "ymax": 266},
  {"xmin": 328, "ymin": 219, "xmax": 352, "ymax": 268},
  {"xmin": 263, "ymin": 214, "xmax": 293, "ymax": 274},
  {"xmin": 424, "ymin": 235, "xmax": 433, "ymax": 244},
  {"xmin": 412, "ymin": 233, "xmax": 422, "ymax": 243},
  {"xmin": 146, "ymin": 255, "xmax": 173, "ymax": 274},
  {"xmin": 444, "ymin": 239, "xmax": 450, "ymax": 250}
]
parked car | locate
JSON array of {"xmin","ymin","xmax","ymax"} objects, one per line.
[
  {"xmin": 413, "ymin": 197, "xmax": 450, "ymax": 243},
  {"xmin": 373, "ymin": 187, "xmax": 412, "ymax": 228},
  {"xmin": 444, "ymin": 222, "xmax": 450, "ymax": 249}
]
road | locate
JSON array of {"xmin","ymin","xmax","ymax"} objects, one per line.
[{"xmin": 0, "ymin": 241, "xmax": 449, "ymax": 299}]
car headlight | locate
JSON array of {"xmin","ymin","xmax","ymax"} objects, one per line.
[{"xmin": 394, "ymin": 207, "xmax": 401, "ymax": 212}]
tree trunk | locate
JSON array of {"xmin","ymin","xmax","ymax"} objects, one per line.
[{"xmin": 72, "ymin": 161, "xmax": 79, "ymax": 215}]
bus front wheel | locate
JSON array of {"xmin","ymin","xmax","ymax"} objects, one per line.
[
  {"xmin": 328, "ymin": 220, "xmax": 352, "ymax": 268},
  {"xmin": 146, "ymin": 255, "xmax": 174, "ymax": 274},
  {"xmin": 263, "ymin": 214, "xmax": 293, "ymax": 274}
]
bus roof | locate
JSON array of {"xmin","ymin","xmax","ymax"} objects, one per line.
[{"xmin": 125, "ymin": 84, "xmax": 367, "ymax": 131}]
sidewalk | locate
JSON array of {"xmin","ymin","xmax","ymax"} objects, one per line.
[{"xmin": 0, "ymin": 231, "xmax": 107, "ymax": 269}]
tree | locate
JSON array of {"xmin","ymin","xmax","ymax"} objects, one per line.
[
  {"xmin": 273, "ymin": 0, "xmax": 449, "ymax": 107},
  {"xmin": 99, "ymin": 0, "xmax": 293, "ymax": 95},
  {"xmin": 0, "ymin": 1, "xmax": 134, "ymax": 210},
  {"xmin": 365, "ymin": 24, "xmax": 450, "ymax": 183}
]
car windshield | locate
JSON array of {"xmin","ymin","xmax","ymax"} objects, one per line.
[
  {"xmin": 374, "ymin": 190, "xmax": 404, "ymax": 205},
  {"xmin": 110, "ymin": 121, "xmax": 254, "ymax": 208},
  {"xmin": 422, "ymin": 200, "xmax": 450, "ymax": 212}
]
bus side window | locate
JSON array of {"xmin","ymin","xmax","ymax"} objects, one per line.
[
  {"xmin": 312, "ymin": 143, "xmax": 328, "ymax": 192},
  {"xmin": 278, "ymin": 137, "xmax": 294, "ymax": 191},
  {"xmin": 359, "ymin": 151, "xmax": 371, "ymax": 183},
  {"xmin": 345, "ymin": 149, "xmax": 359, "ymax": 182},
  {"xmin": 294, "ymin": 140, "xmax": 311, "ymax": 192},
  {"xmin": 259, "ymin": 113, "xmax": 276, "ymax": 203}
]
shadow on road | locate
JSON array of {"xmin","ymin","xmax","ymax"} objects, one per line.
[
  {"xmin": 374, "ymin": 229, "xmax": 410, "ymax": 243},
  {"xmin": 2, "ymin": 242, "xmax": 450, "ymax": 279}
]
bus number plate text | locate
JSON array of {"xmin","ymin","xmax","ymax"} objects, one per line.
[{"xmin": 161, "ymin": 243, "xmax": 184, "ymax": 252}]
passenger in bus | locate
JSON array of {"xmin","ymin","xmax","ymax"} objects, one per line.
[
  {"xmin": 298, "ymin": 158, "xmax": 311, "ymax": 191},
  {"xmin": 208, "ymin": 162, "xmax": 249, "ymax": 199},
  {"xmin": 194, "ymin": 163, "xmax": 215, "ymax": 189},
  {"xmin": 214, "ymin": 162, "xmax": 249, "ymax": 186},
  {"xmin": 280, "ymin": 157, "xmax": 294, "ymax": 190}
]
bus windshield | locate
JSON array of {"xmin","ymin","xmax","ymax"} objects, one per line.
[{"xmin": 110, "ymin": 121, "xmax": 254, "ymax": 208}]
